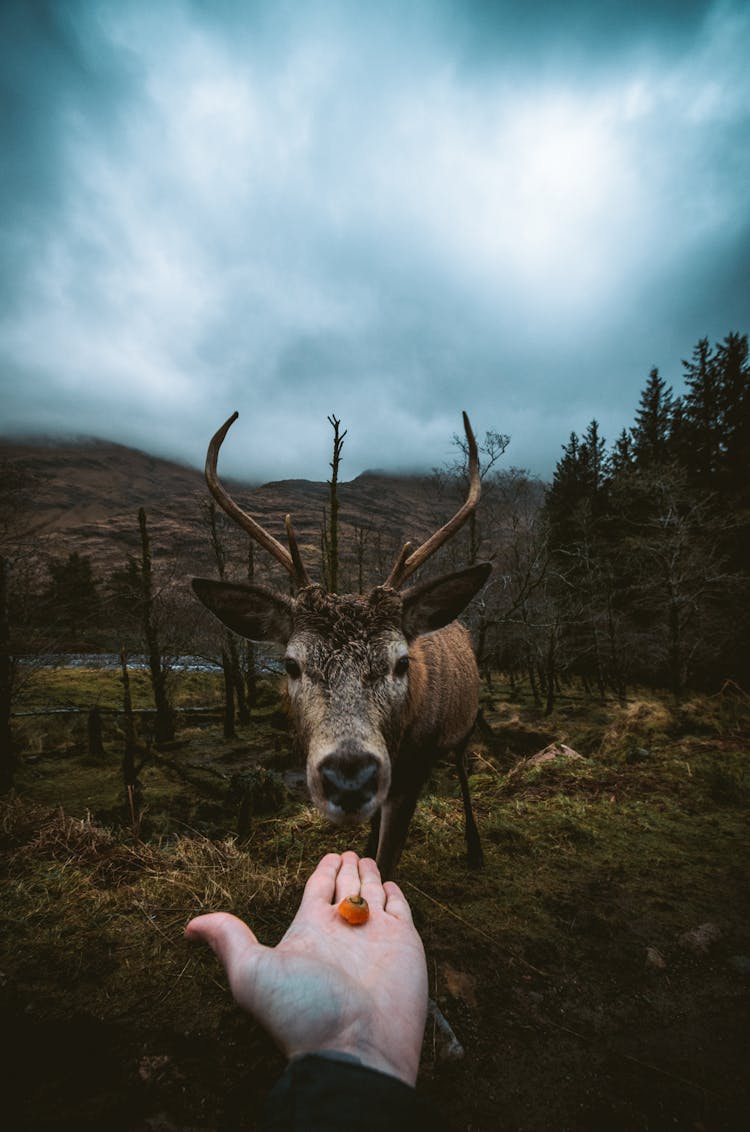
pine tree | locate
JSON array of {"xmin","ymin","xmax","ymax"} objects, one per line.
[
  {"xmin": 631, "ymin": 367, "xmax": 675, "ymax": 467},
  {"xmin": 681, "ymin": 337, "xmax": 722, "ymax": 485},
  {"xmin": 714, "ymin": 332, "xmax": 750, "ymax": 500},
  {"xmin": 579, "ymin": 419, "xmax": 609, "ymax": 496},
  {"xmin": 711, "ymin": 333, "xmax": 750, "ymax": 658},
  {"xmin": 545, "ymin": 422, "xmax": 608, "ymax": 547},
  {"xmin": 544, "ymin": 432, "xmax": 581, "ymax": 546},
  {"xmin": 610, "ymin": 429, "xmax": 634, "ymax": 476},
  {"xmin": 544, "ymin": 423, "xmax": 618, "ymax": 696},
  {"xmin": 45, "ymin": 551, "xmax": 99, "ymax": 640}
]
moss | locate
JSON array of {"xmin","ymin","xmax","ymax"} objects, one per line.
[{"xmin": 697, "ymin": 752, "xmax": 750, "ymax": 806}]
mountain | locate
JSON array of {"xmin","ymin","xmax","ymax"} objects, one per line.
[{"xmin": 0, "ymin": 435, "xmax": 441, "ymax": 586}]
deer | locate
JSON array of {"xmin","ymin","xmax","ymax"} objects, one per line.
[{"xmin": 191, "ymin": 410, "xmax": 492, "ymax": 880}]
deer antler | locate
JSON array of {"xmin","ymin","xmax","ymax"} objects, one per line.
[
  {"xmin": 385, "ymin": 411, "xmax": 481, "ymax": 589},
  {"xmin": 205, "ymin": 412, "xmax": 312, "ymax": 588}
]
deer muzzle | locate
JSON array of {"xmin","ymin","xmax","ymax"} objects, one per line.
[{"xmin": 315, "ymin": 741, "xmax": 385, "ymax": 824}]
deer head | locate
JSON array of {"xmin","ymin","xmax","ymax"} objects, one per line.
[{"xmin": 191, "ymin": 412, "xmax": 491, "ymax": 828}]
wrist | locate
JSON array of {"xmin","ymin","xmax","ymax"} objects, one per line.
[{"xmin": 296, "ymin": 1043, "xmax": 419, "ymax": 1087}]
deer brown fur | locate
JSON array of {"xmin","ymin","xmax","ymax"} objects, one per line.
[{"xmin": 191, "ymin": 412, "xmax": 491, "ymax": 879}]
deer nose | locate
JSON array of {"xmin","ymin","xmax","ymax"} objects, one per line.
[{"xmin": 319, "ymin": 751, "xmax": 379, "ymax": 814}]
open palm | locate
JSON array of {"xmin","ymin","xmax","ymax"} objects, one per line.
[{"xmin": 186, "ymin": 852, "xmax": 428, "ymax": 1086}]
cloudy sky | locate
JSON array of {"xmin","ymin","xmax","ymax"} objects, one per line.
[{"xmin": 1, "ymin": 0, "xmax": 748, "ymax": 482}]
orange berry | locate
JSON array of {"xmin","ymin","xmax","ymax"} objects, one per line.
[{"xmin": 338, "ymin": 894, "xmax": 369, "ymax": 925}]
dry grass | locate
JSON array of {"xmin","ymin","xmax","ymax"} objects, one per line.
[{"xmin": 2, "ymin": 675, "xmax": 750, "ymax": 1130}]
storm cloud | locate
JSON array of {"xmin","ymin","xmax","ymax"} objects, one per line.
[{"xmin": 1, "ymin": 0, "xmax": 748, "ymax": 480}]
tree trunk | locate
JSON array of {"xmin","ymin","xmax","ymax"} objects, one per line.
[
  {"xmin": 325, "ymin": 414, "xmax": 346, "ymax": 593},
  {"xmin": 138, "ymin": 508, "xmax": 175, "ymax": 744},
  {"xmin": 668, "ymin": 595, "xmax": 684, "ymax": 699},
  {"xmin": 544, "ymin": 630, "xmax": 556, "ymax": 715},
  {"xmin": 475, "ymin": 613, "xmax": 488, "ymax": 676},
  {"xmin": 222, "ymin": 648, "xmax": 236, "ymax": 739},
  {"xmin": 320, "ymin": 508, "xmax": 330, "ymax": 590},
  {"xmin": 120, "ymin": 648, "xmax": 142, "ymax": 821},
  {"xmin": 244, "ymin": 542, "xmax": 257, "ymax": 709},
  {"xmin": 468, "ymin": 510, "xmax": 479, "ymax": 565},
  {"xmin": 528, "ymin": 656, "xmax": 541, "ymax": 707},
  {"xmin": 606, "ymin": 596, "xmax": 627, "ymax": 705},
  {"xmin": 87, "ymin": 706, "xmax": 105, "ymax": 758},
  {"xmin": 244, "ymin": 640, "xmax": 257, "ymax": 711},
  {"xmin": 592, "ymin": 623, "xmax": 606, "ymax": 700},
  {"xmin": 206, "ymin": 500, "xmax": 251, "ymax": 725},
  {"xmin": 228, "ymin": 635, "xmax": 250, "ymax": 724},
  {"xmin": 354, "ymin": 525, "xmax": 370, "ymax": 594}
]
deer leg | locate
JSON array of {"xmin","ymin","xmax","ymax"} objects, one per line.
[
  {"xmin": 374, "ymin": 793, "xmax": 419, "ymax": 882},
  {"xmin": 454, "ymin": 742, "xmax": 484, "ymax": 869},
  {"xmin": 378, "ymin": 786, "xmax": 467, "ymax": 1062},
  {"xmin": 363, "ymin": 809, "xmax": 380, "ymax": 859}
]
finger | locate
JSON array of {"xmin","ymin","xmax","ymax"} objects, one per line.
[
  {"xmin": 298, "ymin": 852, "xmax": 342, "ymax": 913},
  {"xmin": 334, "ymin": 849, "xmax": 362, "ymax": 904},
  {"xmin": 358, "ymin": 856, "xmax": 386, "ymax": 911},
  {"xmin": 185, "ymin": 912, "xmax": 262, "ymax": 985},
  {"xmin": 383, "ymin": 881, "xmax": 415, "ymax": 924},
  {"xmin": 186, "ymin": 913, "xmax": 266, "ymax": 1006}
]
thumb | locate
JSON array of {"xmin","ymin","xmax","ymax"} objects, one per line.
[{"xmin": 185, "ymin": 912, "xmax": 262, "ymax": 986}]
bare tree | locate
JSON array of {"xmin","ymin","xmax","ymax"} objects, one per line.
[
  {"xmin": 615, "ymin": 467, "xmax": 740, "ymax": 697},
  {"xmin": 352, "ymin": 523, "xmax": 372, "ymax": 594},
  {"xmin": 322, "ymin": 414, "xmax": 347, "ymax": 592},
  {"xmin": 137, "ymin": 508, "xmax": 176, "ymax": 744},
  {"xmin": 120, "ymin": 647, "xmax": 145, "ymax": 835},
  {"xmin": 0, "ymin": 460, "xmax": 47, "ymax": 792},
  {"xmin": 446, "ymin": 427, "xmax": 510, "ymax": 565},
  {"xmin": 244, "ymin": 541, "xmax": 258, "ymax": 708},
  {"xmin": 206, "ymin": 500, "xmax": 251, "ymax": 735}
]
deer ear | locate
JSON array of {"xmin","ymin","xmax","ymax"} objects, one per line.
[
  {"xmin": 400, "ymin": 562, "xmax": 492, "ymax": 638},
  {"xmin": 191, "ymin": 579, "xmax": 294, "ymax": 645}
]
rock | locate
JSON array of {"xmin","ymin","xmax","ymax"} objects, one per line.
[
  {"xmin": 728, "ymin": 955, "xmax": 750, "ymax": 976},
  {"xmin": 427, "ymin": 999, "xmax": 465, "ymax": 1061},
  {"xmin": 138, "ymin": 1054, "xmax": 172, "ymax": 1083},
  {"xmin": 645, "ymin": 946, "xmax": 667, "ymax": 970},
  {"xmin": 678, "ymin": 922, "xmax": 722, "ymax": 954},
  {"xmin": 527, "ymin": 743, "xmax": 583, "ymax": 766},
  {"xmin": 441, "ymin": 962, "xmax": 478, "ymax": 1007}
]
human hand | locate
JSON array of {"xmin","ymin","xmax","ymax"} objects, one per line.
[{"xmin": 185, "ymin": 851, "xmax": 428, "ymax": 1086}]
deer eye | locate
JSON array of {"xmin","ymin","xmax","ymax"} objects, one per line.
[
  {"xmin": 284, "ymin": 657, "xmax": 302, "ymax": 680},
  {"xmin": 393, "ymin": 655, "xmax": 410, "ymax": 678}
]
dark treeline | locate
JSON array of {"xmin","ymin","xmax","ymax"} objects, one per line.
[
  {"xmin": 394, "ymin": 332, "xmax": 749, "ymax": 708},
  {"xmin": 525, "ymin": 331, "xmax": 749, "ymax": 701}
]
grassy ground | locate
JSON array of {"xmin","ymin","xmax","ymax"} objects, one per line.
[{"xmin": 1, "ymin": 671, "xmax": 749, "ymax": 1130}]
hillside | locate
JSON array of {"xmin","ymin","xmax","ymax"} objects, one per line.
[{"xmin": 0, "ymin": 435, "xmax": 443, "ymax": 584}]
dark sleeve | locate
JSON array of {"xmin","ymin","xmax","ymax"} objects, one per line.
[{"xmin": 260, "ymin": 1053, "xmax": 446, "ymax": 1131}]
